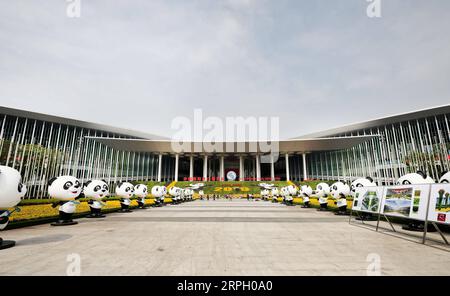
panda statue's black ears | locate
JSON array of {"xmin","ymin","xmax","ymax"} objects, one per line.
[
  {"xmin": 440, "ymin": 171, "xmax": 448, "ymax": 179},
  {"xmin": 417, "ymin": 170, "xmax": 428, "ymax": 179},
  {"xmin": 48, "ymin": 177, "xmax": 57, "ymax": 186},
  {"xmin": 366, "ymin": 176, "xmax": 374, "ymax": 183},
  {"xmin": 117, "ymin": 182, "xmax": 124, "ymax": 188},
  {"xmin": 102, "ymin": 179, "xmax": 107, "ymax": 184},
  {"xmin": 84, "ymin": 180, "xmax": 92, "ymax": 187}
]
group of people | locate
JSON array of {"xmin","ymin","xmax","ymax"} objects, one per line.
[{"xmin": 199, "ymin": 194, "xmax": 238, "ymax": 201}]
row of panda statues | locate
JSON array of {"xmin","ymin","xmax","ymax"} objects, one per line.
[
  {"xmin": 1, "ymin": 164, "xmax": 450, "ymax": 249},
  {"xmin": 0, "ymin": 165, "xmax": 195, "ymax": 249},
  {"xmin": 260, "ymin": 181, "xmax": 355, "ymax": 215},
  {"xmin": 261, "ymin": 170, "xmax": 450, "ymax": 216}
]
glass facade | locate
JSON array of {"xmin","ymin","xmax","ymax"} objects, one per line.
[
  {"xmin": 2, "ymin": 107, "xmax": 449, "ymax": 198},
  {"xmin": 0, "ymin": 112, "xmax": 161, "ymax": 199},
  {"xmin": 305, "ymin": 114, "xmax": 450, "ymax": 185}
]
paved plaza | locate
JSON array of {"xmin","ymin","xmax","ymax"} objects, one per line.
[{"xmin": 1, "ymin": 199, "xmax": 449, "ymax": 276}]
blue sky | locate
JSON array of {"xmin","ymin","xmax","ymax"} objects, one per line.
[{"xmin": 0, "ymin": 0, "xmax": 449, "ymax": 138}]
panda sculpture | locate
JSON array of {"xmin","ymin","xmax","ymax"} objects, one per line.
[
  {"xmin": 161, "ymin": 186, "xmax": 167, "ymax": 202},
  {"xmin": 316, "ymin": 183, "xmax": 330, "ymax": 211},
  {"xmin": 285, "ymin": 185, "xmax": 297, "ymax": 206},
  {"xmin": 271, "ymin": 187, "xmax": 279, "ymax": 203},
  {"xmin": 440, "ymin": 172, "xmax": 450, "ymax": 183},
  {"xmin": 396, "ymin": 171, "xmax": 435, "ymax": 231},
  {"xmin": 330, "ymin": 181, "xmax": 351, "ymax": 215},
  {"xmin": 261, "ymin": 189, "xmax": 269, "ymax": 201},
  {"xmin": 134, "ymin": 184, "xmax": 148, "ymax": 209},
  {"xmin": 279, "ymin": 187, "xmax": 287, "ymax": 204},
  {"xmin": 182, "ymin": 188, "xmax": 190, "ymax": 202},
  {"xmin": 151, "ymin": 185, "xmax": 165, "ymax": 207},
  {"xmin": 300, "ymin": 185, "xmax": 313, "ymax": 208},
  {"xmin": 115, "ymin": 182, "xmax": 134, "ymax": 212},
  {"xmin": 350, "ymin": 177, "xmax": 377, "ymax": 221},
  {"xmin": 84, "ymin": 179, "xmax": 109, "ymax": 218},
  {"xmin": 48, "ymin": 175, "xmax": 82, "ymax": 226},
  {"xmin": 0, "ymin": 166, "xmax": 27, "ymax": 249},
  {"xmin": 169, "ymin": 187, "xmax": 181, "ymax": 204},
  {"xmin": 396, "ymin": 171, "xmax": 435, "ymax": 185},
  {"xmin": 188, "ymin": 188, "xmax": 194, "ymax": 201}
]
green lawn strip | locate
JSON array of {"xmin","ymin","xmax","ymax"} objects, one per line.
[{"xmin": 173, "ymin": 181, "xmax": 292, "ymax": 195}]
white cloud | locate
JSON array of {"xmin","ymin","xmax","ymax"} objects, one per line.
[{"xmin": 0, "ymin": 0, "xmax": 449, "ymax": 138}]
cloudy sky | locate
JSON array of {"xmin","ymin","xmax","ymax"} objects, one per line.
[{"xmin": 0, "ymin": 0, "xmax": 449, "ymax": 139}]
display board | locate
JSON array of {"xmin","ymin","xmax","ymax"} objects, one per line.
[
  {"xmin": 427, "ymin": 184, "xmax": 450, "ymax": 224},
  {"xmin": 380, "ymin": 185, "xmax": 430, "ymax": 221},
  {"xmin": 352, "ymin": 186, "xmax": 384, "ymax": 213}
]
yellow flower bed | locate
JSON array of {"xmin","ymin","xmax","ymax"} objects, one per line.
[
  {"xmin": 9, "ymin": 199, "xmax": 160, "ymax": 222},
  {"xmin": 436, "ymin": 207, "xmax": 450, "ymax": 213},
  {"xmin": 293, "ymin": 197, "xmax": 353, "ymax": 208}
]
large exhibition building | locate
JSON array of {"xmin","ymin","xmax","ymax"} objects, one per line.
[{"xmin": 1, "ymin": 105, "xmax": 449, "ymax": 199}]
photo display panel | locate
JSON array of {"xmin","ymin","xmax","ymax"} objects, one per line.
[
  {"xmin": 427, "ymin": 184, "xmax": 450, "ymax": 224},
  {"xmin": 380, "ymin": 185, "xmax": 430, "ymax": 221},
  {"xmin": 352, "ymin": 186, "xmax": 384, "ymax": 213}
]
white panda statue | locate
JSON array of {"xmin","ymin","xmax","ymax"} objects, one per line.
[
  {"xmin": 161, "ymin": 186, "xmax": 167, "ymax": 203},
  {"xmin": 316, "ymin": 182, "xmax": 330, "ymax": 211},
  {"xmin": 180, "ymin": 188, "xmax": 186, "ymax": 202},
  {"xmin": 350, "ymin": 177, "xmax": 377, "ymax": 194},
  {"xmin": 279, "ymin": 187, "xmax": 287, "ymax": 204},
  {"xmin": 182, "ymin": 188, "xmax": 189, "ymax": 201},
  {"xmin": 330, "ymin": 181, "xmax": 351, "ymax": 215},
  {"xmin": 151, "ymin": 185, "xmax": 165, "ymax": 207},
  {"xmin": 115, "ymin": 182, "xmax": 134, "ymax": 212},
  {"xmin": 271, "ymin": 187, "xmax": 279, "ymax": 203},
  {"xmin": 396, "ymin": 171, "xmax": 435, "ymax": 185},
  {"xmin": 440, "ymin": 172, "xmax": 450, "ymax": 183},
  {"xmin": 0, "ymin": 166, "xmax": 27, "ymax": 249},
  {"xmin": 284, "ymin": 185, "xmax": 297, "ymax": 206},
  {"xmin": 261, "ymin": 189, "xmax": 269, "ymax": 201},
  {"xmin": 48, "ymin": 175, "xmax": 82, "ymax": 226},
  {"xmin": 300, "ymin": 185, "xmax": 313, "ymax": 208},
  {"xmin": 84, "ymin": 179, "xmax": 109, "ymax": 218},
  {"xmin": 134, "ymin": 184, "xmax": 148, "ymax": 209},
  {"xmin": 169, "ymin": 187, "xmax": 181, "ymax": 204},
  {"xmin": 396, "ymin": 171, "xmax": 435, "ymax": 231}
]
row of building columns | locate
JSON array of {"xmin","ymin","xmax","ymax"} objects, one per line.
[{"xmin": 157, "ymin": 153, "xmax": 308, "ymax": 182}]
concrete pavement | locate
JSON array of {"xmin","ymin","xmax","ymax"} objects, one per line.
[{"xmin": 0, "ymin": 199, "xmax": 449, "ymax": 275}]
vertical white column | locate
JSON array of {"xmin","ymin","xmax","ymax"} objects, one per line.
[
  {"xmin": 302, "ymin": 153, "xmax": 307, "ymax": 181},
  {"xmin": 270, "ymin": 154, "xmax": 275, "ymax": 181},
  {"xmin": 174, "ymin": 154, "xmax": 179, "ymax": 181},
  {"xmin": 239, "ymin": 155, "xmax": 244, "ymax": 181},
  {"xmin": 256, "ymin": 154, "xmax": 261, "ymax": 181},
  {"xmin": 157, "ymin": 154, "xmax": 163, "ymax": 182},
  {"xmin": 220, "ymin": 155, "xmax": 225, "ymax": 181},
  {"xmin": 189, "ymin": 155, "xmax": 194, "ymax": 180},
  {"xmin": 203, "ymin": 154, "xmax": 208, "ymax": 180},
  {"xmin": 285, "ymin": 153, "xmax": 290, "ymax": 181}
]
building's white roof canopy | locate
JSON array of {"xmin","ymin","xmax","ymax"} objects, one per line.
[
  {"xmin": 2, "ymin": 103, "xmax": 448, "ymax": 154},
  {"xmin": 295, "ymin": 104, "xmax": 450, "ymax": 139},
  {"xmin": 87, "ymin": 135, "xmax": 378, "ymax": 154},
  {"xmin": 0, "ymin": 105, "xmax": 168, "ymax": 140}
]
